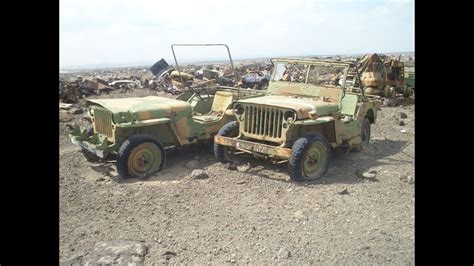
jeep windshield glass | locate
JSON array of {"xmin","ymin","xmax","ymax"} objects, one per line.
[
  {"xmin": 273, "ymin": 63, "xmax": 308, "ymax": 83},
  {"xmin": 272, "ymin": 62, "xmax": 349, "ymax": 87}
]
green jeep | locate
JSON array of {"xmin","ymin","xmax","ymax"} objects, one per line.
[
  {"xmin": 69, "ymin": 44, "xmax": 265, "ymax": 178},
  {"xmin": 214, "ymin": 58, "xmax": 382, "ymax": 181}
]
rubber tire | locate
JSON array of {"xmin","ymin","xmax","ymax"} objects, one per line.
[
  {"xmin": 214, "ymin": 121, "xmax": 239, "ymax": 163},
  {"xmin": 116, "ymin": 134, "xmax": 166, "ymax": 179},
  {"xmin": 361, "ymin": 117, "xmax": 371, "ymax": 145},
  {"xmin": 354, "ymin": 117, "xmax": 371, "ymax": 152},
  {"xmin": 289, "ymin": 133, "xmax": 331, "ymax": 182}
]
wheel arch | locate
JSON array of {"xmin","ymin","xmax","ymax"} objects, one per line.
[
  {"xmin": 294, "ymin": 120, "xmax": 339, "ymax": 148},
  {"xmin": 116, "ymin": 120, "xmax": 183, "ymax": 147},
  {"xmin": 366, "ymin": 108, "xmax": 375, "ymax": 124}
]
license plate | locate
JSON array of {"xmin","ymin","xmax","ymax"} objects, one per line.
[{"xmin": 235, "ymin": 141, "xmax": 268, "ymax": 154}]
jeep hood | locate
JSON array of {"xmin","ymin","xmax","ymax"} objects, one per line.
[
  {"xmin": 236, "ymin": 95, "xmax": 339, "ymax": 119},
  {"xmin": 86, "ymin": 96, "xmax": 192, "ymax": 122}
]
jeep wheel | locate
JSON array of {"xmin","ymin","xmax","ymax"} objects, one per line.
[
  {"xmin": 361, "ymin": 117, "xmax": 371, "ymax": 146},
  {"xmin": 355, "ymin": 117, "xmax": 371, "ymax": 152},
  {"xmin": 116, "ymin": 134, "xmax": 166, "ymax": 179},
  {"xmin": 289, "ymin": 133, "xmax": 331, "ymax": 181},
  {"xmin": 214, "ymin": 121, "xmax": 239, "ymax": 163}
]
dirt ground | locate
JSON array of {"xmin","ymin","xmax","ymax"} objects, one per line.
[{"xmin": 59, "ymin": 89, "xmax": 415, "ymax": 264}]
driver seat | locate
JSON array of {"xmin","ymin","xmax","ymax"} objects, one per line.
[{"xmin": 193, "ymin": 91, "xmax": 234, "ymax": 123}]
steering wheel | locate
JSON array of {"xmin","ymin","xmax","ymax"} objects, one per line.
[
  {"xmin": 187, "ymin": 81, "xmax": 211, "ymax": 101},
  {"xmin": 186, "ymin": 81, "xmax": 204, "ymax": 101}
]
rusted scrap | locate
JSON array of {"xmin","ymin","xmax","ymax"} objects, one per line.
[
  {"xmin": 149, "ymin": 58, "xmax": 170, "ymax": 76},
  {"xmin": 59, "ymin": 78, "xmax": 83, "ymax": 103},
  {"xmin": 241, "ymin": 70, "xmax": 271, "ymax": 89},
  {"xmin": 82, "ymin": 78, "xmax": 111, "ymax": 91},
  {"xmin": 353, "ymin": 53, "xmax": 409, "ymax": 97}
]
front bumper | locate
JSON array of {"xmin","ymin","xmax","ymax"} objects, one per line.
[
  {"xmin": 214, "ymin": 135, "xmax": 292, "ymax": 159},
  {"xmin": 69, "ymin": 126, "xmax": 115, "ymax": 158}
]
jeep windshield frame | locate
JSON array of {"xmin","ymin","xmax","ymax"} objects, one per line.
[
  {"xmin": 171, "ymin": 43, "xmax": 240, "ymax": 96},
  {"xmin": 268, "ymin": 58, "xmax": 353, "ymax": 98}
]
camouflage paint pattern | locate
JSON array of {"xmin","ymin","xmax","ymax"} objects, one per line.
[
  {"xmin": 70, "ymin": 87, "xmax": 266, "ymax": 158},
  {"xmin": 215, "ymin": 58, "xmax": 382, "ymax": 159}
]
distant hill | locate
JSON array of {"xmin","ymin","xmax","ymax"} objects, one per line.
[{"xmin": 60, "ymin": 52, "xmax": 415, "ymax": 72}]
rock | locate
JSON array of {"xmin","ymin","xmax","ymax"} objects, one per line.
[
  {"xmin": 338, "ymin": 188, "xmax": 349, "ymax": 195},
  {"xmin": 384, "ymin": 98, "xmax": 397, "ymax": 107},
  {"xmin": 67, "ymin": 240, "xmax": 148, "ymax": 265},
  {"xmin": 294, "ymin": 210, "xmax": 308, "ymax": 221},
  {"xmin": 362, "ymin": 171, "xmax": 375, "ymax": 179},
  {"xmin": 407, "ymin": 175, "xmax": 415, "ymax": 184},
  {"xmin": 277, "ymin": 246, "xmax": 291, "ymax": 259},
  {"xmin": 60, "ymin": 103, "xmax": 73, "ymax": 110},
  {"xmin": 162, "ymin": 250, "xmax": 177, "ymax": 256},
  {"xmin": 399, "ymin": 121, "xmax": 405, "ymax": 126},
  {"xmin": 65, "ymin": 123, "xmax": 76, "ymax": 130},
  {"xmin": 70, "ymin": 108, "xmax": 83, "ymax": 114},
  {"xmin": 162, "ymin": 250, "xmax": 177, "ymax": 261},
  {"xmin": 401, "ymin": 129, "xmax": 407, "ymax": 133},
  {"xmin": 355, "ymin": 170, "xmax": 379, "ymax": 182},
  {"xmin": 236, "ymin": 180, "xmax": 247, "ymax": 185},
  {"xmin": 400, "ymin": 174, "xmax": 408, "ymax": 181},
  {"xmin": 185, "ymin": 160, "xmax": 199, "ymax": 169},
  {"xmin": 59, "ymin": 110, "xmax": 72, "ymax": 122},
  {"xmin": 399, "ymin": 112, "xmax": 408, "ymax": 119},
  {"xmin": 237, "ymin": 162, "xmax": 251, "ymax": 172},
  {"xmin": 190, "ymin": 169, "xmax": 209, "ymax": 179},
  {"xmin": 226, "ymin": 162, "xmax": 237, "ymax": 170},
  {"xmin": 249, "ymin": 165, "xmax": 264, "ymax": 173}
]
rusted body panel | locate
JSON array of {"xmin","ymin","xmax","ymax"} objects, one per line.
[
  {"xmin": 356, "ymin": 53, "xmax": 409, "ymax": 97},
  {"xmin": 214, "ymin": 135, "xmax": 292, "ymax": 158}
]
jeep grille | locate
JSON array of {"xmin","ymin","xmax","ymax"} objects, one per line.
[
  {"xmin": 242, "ymin": 106, "xmax": 284, "ymax": 141},
  {"xmin": 93, "ymin": 108, "xmax": 114, "ymax": 139}
]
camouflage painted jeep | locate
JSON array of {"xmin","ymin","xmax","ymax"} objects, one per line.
[
  {"xmin": 214, "ymin": 58, "xmax": 382, "ymax": 181},
  {"xmin": 70, "ymin": 44, "xmax": 265, "ymax": 178}
]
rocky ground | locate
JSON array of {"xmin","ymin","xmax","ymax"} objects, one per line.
[{"xmin": 59, "ymin": 90, "xmax": 415, "ymax": 264}]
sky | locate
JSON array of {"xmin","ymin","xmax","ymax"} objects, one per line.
[{"xmin": 60, "ymin": 0, "xmax": 414, "ymax": 69}]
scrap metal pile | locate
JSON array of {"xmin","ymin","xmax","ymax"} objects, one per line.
[
  {"xmin": 59, "ymin": 59, "xmax": 275, "ymax": 104},
  {"xmin": 59, "ymin": 53, "xmax": 414, "ymax": 105},
  {"xmin": 148, "ymin": 58, "xmax": 273, "ymax": 94}
]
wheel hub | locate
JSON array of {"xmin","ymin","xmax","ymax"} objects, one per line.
[
  {"xmin": 302, "ymin": 143, "xmax": 327, "ymax": 179},
  {"xmin": 128, "ymin": 143, "xmax": 161, "ymax": 177}
]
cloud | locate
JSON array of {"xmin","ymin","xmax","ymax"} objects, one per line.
[{"xmin": 60, "ymin": 0, "xmax": 414, "ymax": 68}]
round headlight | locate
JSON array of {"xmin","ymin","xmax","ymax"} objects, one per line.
[
  {"xmin": 234, "ymin": 104, "xmax": 245, "ymax": 116},
  {"xmin": 283, "ymin": 110, "xmax": 296, "ymax": 123}
]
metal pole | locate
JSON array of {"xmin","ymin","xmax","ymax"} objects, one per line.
[{"xmin": 170, "ymin": 44, "xmax": 239, "ymax": 97}]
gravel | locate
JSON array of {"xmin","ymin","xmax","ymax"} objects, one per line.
[{"xmin": 60, "ymin": 94, "xmax": 414, "ymax": 264}]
